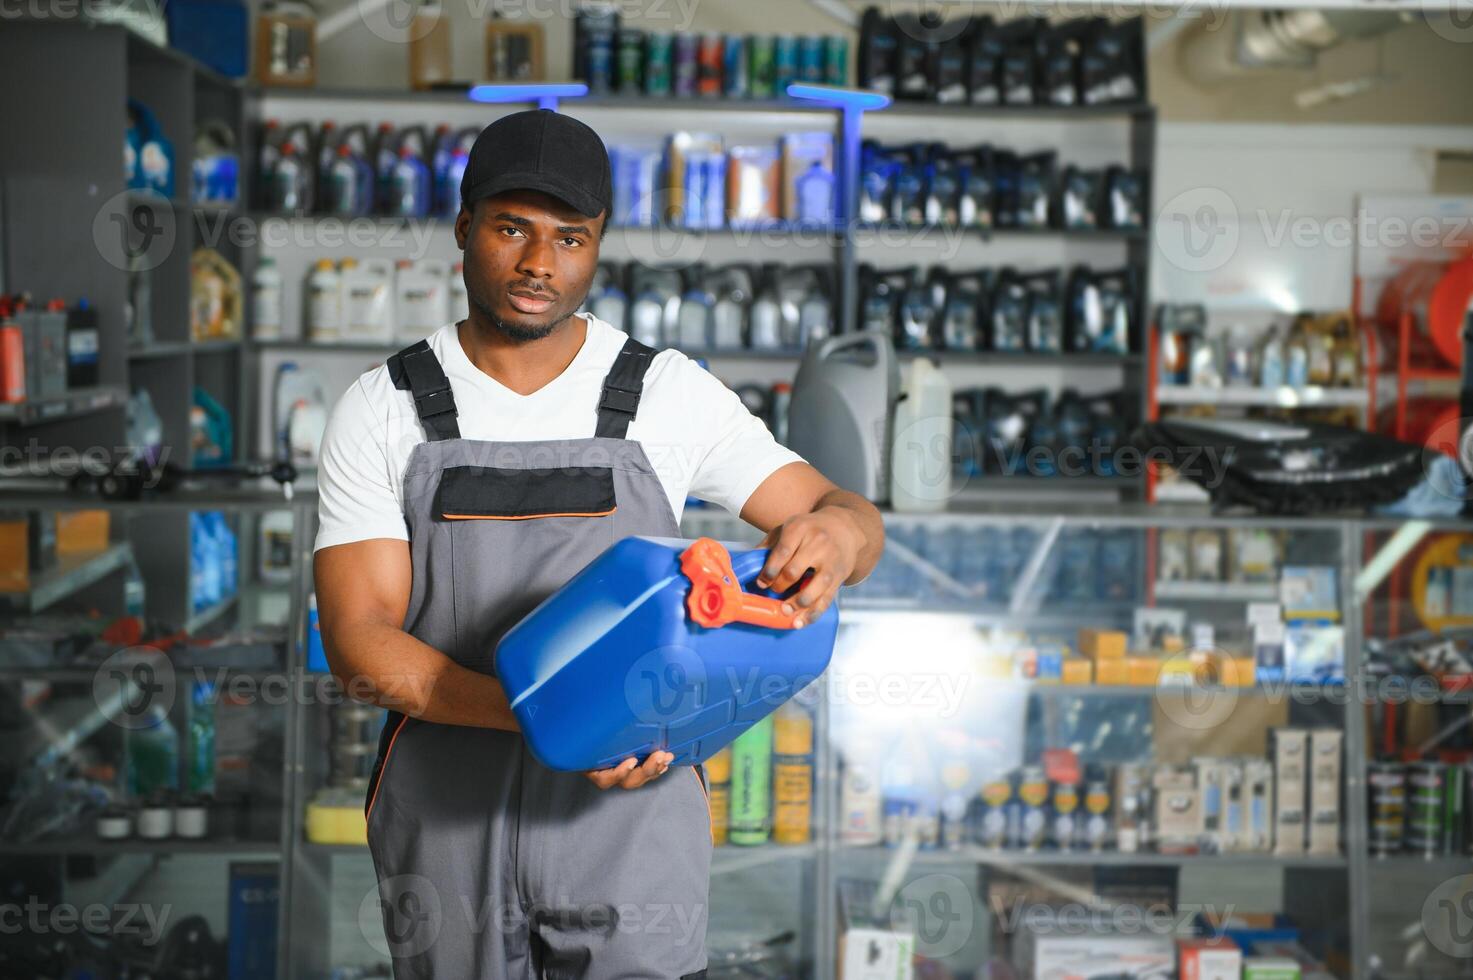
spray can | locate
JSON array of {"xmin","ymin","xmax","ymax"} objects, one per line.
[
  {"xmin": 697, "ymin": 34, "xmax": 723, "ymax": 98},
  {"xmin": 1368, "ymin": 760, "xmax": 1406, "ymax": 856},
  {"xmin": 975, "ymin": 776, "xmax": 1011, "ymax": 849},
  {"xmin": 673, "ymin": 34, "xmax": 700, "ymax": 98},
  {"xmin": 773, "ymin": 36, "xmax": 799, "ymax": 92},
  {"xmin": 1083, "ymin": 778, "xmax": 1112, "ymax": 852},
  {"xmin": 771, "ymin": 700, "xmax": 813, "ymax": 844},
  {"xmin": 704, "ymin": 746, "xmax": 732, "ymax": 845},
  {"xmin": 1051, "ymin": 778, "xmax": 1081, "ymax": 851},
  {"xmin": 798, "ymin": 35, "xmax": 825, "ymax": 83},
  {"xmin": 644, "ymin": 32, "xmax": 673, "ymax": 96},
  {"xmin": 748, "ymin": 35, "xmax": 776, "ymax": 98},
  {"xmin": 728, "ymin": 714, "xmax": 773, "ymax": 845},
  {"xmin": 615, "ymin": 29, "xmax": 644, "ymax": 93},
  {"xmin": 722, "ymin": 34, "xmax": 748, "ymax": 98},
  {"xmin": 1408, "ymin": 761, "xmax": 1445, "ymax": 856},
  {"xmin": 1015, "ymin": 766, "xmax": 1049, "ymax": 851},
  {"xmin": 824, "ymin": 35, "xmax": 849, "ymax": 86}
]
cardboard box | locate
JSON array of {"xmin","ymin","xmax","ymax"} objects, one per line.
[
  {"xmin": 1027, "ymin": 933, "xmax": 1174, "ymax": 980},
  {"xmin": 1127, "ymin": 656, "xmax": 1160, "ymax": 686},
  {"xmin": 1079, "ymin": 629, "xmax": 1127, "ymax": 660},
  {"xmin": 1194, "ymin": 757, "xmax": 1224, "ymax": 853},
  {"xmin": 1061, "ymin": 658, "xmax": 1092, "ymax": 685},
  {"xmin": 55, "ymin": 510, "xmax": 110, "ymax": 555},
  {"xmin": 1095, "ymin": 658, "xmax": 1130, "ymax": 685},
  {"xmin": 1244, "ymin": 759, "xmax": 1275, "ymax": 852},
  {"xmin": 1218, "ymin": 759, "xmax": 1245, "ymax": 852},
  {"xmin": 837, "ymin": 879, "xmax": 915, "ymax": 980},
  {"xmin": 1244, "ymin": 956, "xmax": 1302, "ymax": 980},
  {"xmin": 1179, "ymin": 936, "xmax": 1243, "ymax": 980},
  {"xmin": 1223, "ymin": 655, "xmax": 1257, "ymax": 687},
  {"xmin": 1271, "ymin": 729, "xmax": 1308, "ymax": 855},
  {"xmin": 1153, "ymin": 765, "xmax": 1201, "ymax": 852},
  {"xmin": 1307, "ymin": 729, "xmax": 1342, "ymax": 855}
]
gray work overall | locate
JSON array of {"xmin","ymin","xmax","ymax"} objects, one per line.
[{"xmin": 363, "ymin": 334, "xmax": 712, "ymax": 980}]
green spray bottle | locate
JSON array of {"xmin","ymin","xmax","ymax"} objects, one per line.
[{"xmin": 728, "ymin": 714, "xmax": 774, "ymax": 845}]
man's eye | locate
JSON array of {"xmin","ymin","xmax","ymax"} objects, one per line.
[
  {"xmin": 560, "ymin": 237, "xmax": 582, "ymax": 247},
  {"xmin": 501, "ymin": 227, "xmax": 525, "ymax": 238}
]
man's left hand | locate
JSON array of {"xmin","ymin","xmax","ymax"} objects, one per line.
[{"xmin": 754, "ymin": 506, "xmax": 865, "ymax": 628}]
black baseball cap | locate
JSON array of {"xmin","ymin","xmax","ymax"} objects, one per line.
[{"xmin": 459, "ymin": 110, "xmax": 612, "ymax": 220}]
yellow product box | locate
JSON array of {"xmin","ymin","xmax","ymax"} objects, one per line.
[
  {"xmin": 978, "ymin": 653, "xmax": 1014, "ymax": 679},
  {"xmin": 1095, "ymin": 658, "xmax": 1130, "ymax": 685},
  {"xmin": 1223, "ymin": 656, "xmax": 1258, "ymax": 687},
  {"xmin": 1078, "ymin": 629, "xmax": 1127, "ymax": 661},
  {"xmin": 1157, "ymin": 657, "xmax": 1197, "ymax": 684},
  {"xmin": 1061, "ymin": 658, "xmax": 1093, "ymax": 685},
  {"xmin": 56, "ymin": 510, "xmax": 110, "ymax": 555},
  {"xmin": 1126, "ymin": 656, "xmax": 1160, "ymax": 686}
]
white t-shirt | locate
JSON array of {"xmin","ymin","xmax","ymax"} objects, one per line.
[{"xmin": 314, "ymin": 315, "xmax": 804, "ymax": 551}]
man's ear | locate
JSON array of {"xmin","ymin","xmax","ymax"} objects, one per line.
[{"xmin": 454, "ymin": 203, "xmax": 472, "ymax": 249}]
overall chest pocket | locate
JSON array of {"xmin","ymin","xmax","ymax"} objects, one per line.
[
  {"xmin": 435, "ymin": 464, "xmax": 617, "ymax": 520},
  {"xmin": 436, "ymin": 464, "xmax": 619, "ymax": 671}
]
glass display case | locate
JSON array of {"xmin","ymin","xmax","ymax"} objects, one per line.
[
  {"xmin": 1356, "ymin": 518, "xmax": 1473, "ymax": 980},
  {"xmin": 0, "ymin": 487, "xmax": 310, "ymax": 977}
]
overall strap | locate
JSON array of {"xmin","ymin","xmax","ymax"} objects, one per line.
[
  {"xmin": 388, "ymin": 340, "xmax": 461, "ymax": 442},
  {"xmin": 595, "ymin": 335, "xmax": 657, "ymax": 439}
]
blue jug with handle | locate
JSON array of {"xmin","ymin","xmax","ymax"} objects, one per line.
[{"xmin": 495, "ymin": 536, "xmax": 840, "ymax": 772}]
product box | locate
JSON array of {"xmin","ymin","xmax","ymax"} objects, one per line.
[
  {"xmin": 1060, "ymin": 658, "xmax": 1092, "ymax": 684},
  {"xmin": 1193, "ymin": 757, "xmax": 1224, "ymax": 853},
  {"xmin": 1078, "ymin": 628, "xmax": 1127, "ymax": 660},
  {"xmin": 1126, "ymin": 656, "xmax": 1159, "ymax": 686},
  {"xmin": 1222, "ymin": 655, "xmax": 1257, "ymax": 687},
  {"xmin": 1095, "ymin": 657, "xmax": 1130, "ymax": 685},
  {"xmin": 18, "ymin": 308, "xmax": 67, "ymax": 399},
  {"xmin": 228, "ymin": 862, "xmax": 280, "ymax": 980},
  {"xmin": 1218, "ymin": 758, "xmax": 1245, "ymax": 851},
  {"xmin": 781, "ymin": 131, "xmax": 835, "ymax": 223},
  {"xmin": 1134, "ymin": 607, "xmax": 1186, "ymax": 652},
  {"xmin": 1244, "ymin": 956, "xmax": 1302, "ymax": 980},
  {"xmin": 1153, "ymin": 765, "xmax": 1201, "ymax": 853},
  {"xmin": 1114, "ymin": 764, "xmax": 1148, "ymax": 852},
  {"xmin": 1179, "ymin": 936, "xmax": 1242, "ymax": 980},
  {"xmin": 0, "ymin": 511, "xmax": 57, "ymax": 592},
  {"xmin": 1271, "ymin": 729, "xmax": 1308, "ymax": 854},
  {"xmin": 837, "ymin": 878, "xmax": 915, "ymax": 980},
  {"xmin": 1307, "ymin": 729, "xmax": 1342, "ymax": 855},
  {"xmin": 1026, "ymin": 933, "xmax": 1174, "ymax": 980},
  {"xmin": 1284, "ymin": 625, "xmax": 1345, "ymax": 683},
  {"xmin": 1280, "ymin": 566, "xmax": 1339, "ymax": 621},
  {"xmin": 1243, "ymin": 758, "xmax": 1275, "ymax": 852},
  {"xmin": 55, "ymin": 510, "xmax": 110, "ymax": 556},
  {"xmin": 1254, "ymin": 620, "xmax": 1287, "ymax": 685}
]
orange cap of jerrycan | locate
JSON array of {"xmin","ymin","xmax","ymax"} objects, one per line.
[{"xmin": 681, "ymin": 537, "xmax": 804, "ymax": 630}]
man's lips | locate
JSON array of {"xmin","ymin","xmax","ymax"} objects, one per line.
[{"xmin": 508, "ymin": 289, "xmax": 555, "ymax": 315}]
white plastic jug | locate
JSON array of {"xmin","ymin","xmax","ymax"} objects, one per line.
[{"xmin": 889, "ymin": 357, "xmax": 953, "ymax": 512}]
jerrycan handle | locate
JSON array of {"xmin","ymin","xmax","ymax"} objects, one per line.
[{"xmin": 681, "ymin": 538, "xmax": 802, "ymax": 630}]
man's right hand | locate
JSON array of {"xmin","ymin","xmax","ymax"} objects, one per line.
[{"xmin": 583, "ymin": 750, "xmax": 674, "ymax": 790}]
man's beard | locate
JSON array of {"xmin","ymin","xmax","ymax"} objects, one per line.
[{"xmin": 469, "ymin": 291, "xmax": 573, "ymax": 342}]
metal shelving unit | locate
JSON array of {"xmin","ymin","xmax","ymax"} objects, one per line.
[{"xmin": 0, "ymin": 543, "xmax": 133, "ymax": 613}]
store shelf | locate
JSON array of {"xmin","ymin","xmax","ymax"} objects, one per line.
[
  {"xmin": 711, "ymin": 842, "xmax": 817, "ymax": 876},
  {"xmin": 1154, "ymin": 579, "xmax": 1279, "ymax": 602},
  {"xmin": 0, "ymin": 835, "xmax": 281, "ymax": 856},
  {"xmin": 0, "ymin": 484, "xmax": 310, "ymax": 513},
  {"xmin": 0, "ymin": 386, "xmax": 127, "ymax": 426},
  {"xmin": 0, "ymin": 543, "xmax": 132, "ymax": 613},
  {"xmin": 128, "ymin": 338, "xmax": 242, "ymax": 360},
  {"xmin": 1156, "ymin": 385, "xmax": 1369, "ymax": 408},
  {"xmin": 839, "ymin": 845, "xmax": 1349, "ymax": 869},
  {"xmin": 1366, "ymin": 852, "xmax": 1473, "ymax": 871},
  {"xmin": 184, "ymin": 592, "xmax": 239, "ymax": 634},
  {"xmin": 855, "ymin": 222, "xmax": 1146, "ymax": 242},
  {"xmin": 126, "ymin": 188, "xmax": 185, "ymax": 209}
]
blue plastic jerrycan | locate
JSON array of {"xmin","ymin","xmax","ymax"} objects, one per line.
[{"xmin": 495, "ymin": 536, "xmax": 839, "ymax": 772}]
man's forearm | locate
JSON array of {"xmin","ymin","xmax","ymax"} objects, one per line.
[
  {"xmin": 815, "ymin": 487, "xmax": 884, "ymax": 585},
  {"xmin": 323, "ymin": 621, "xmax": 520, "ymax": 730}
]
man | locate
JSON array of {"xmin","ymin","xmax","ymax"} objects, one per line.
[{"xmin": 314, "ymin": 110, "xmax": 884, "ymax": 979}]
